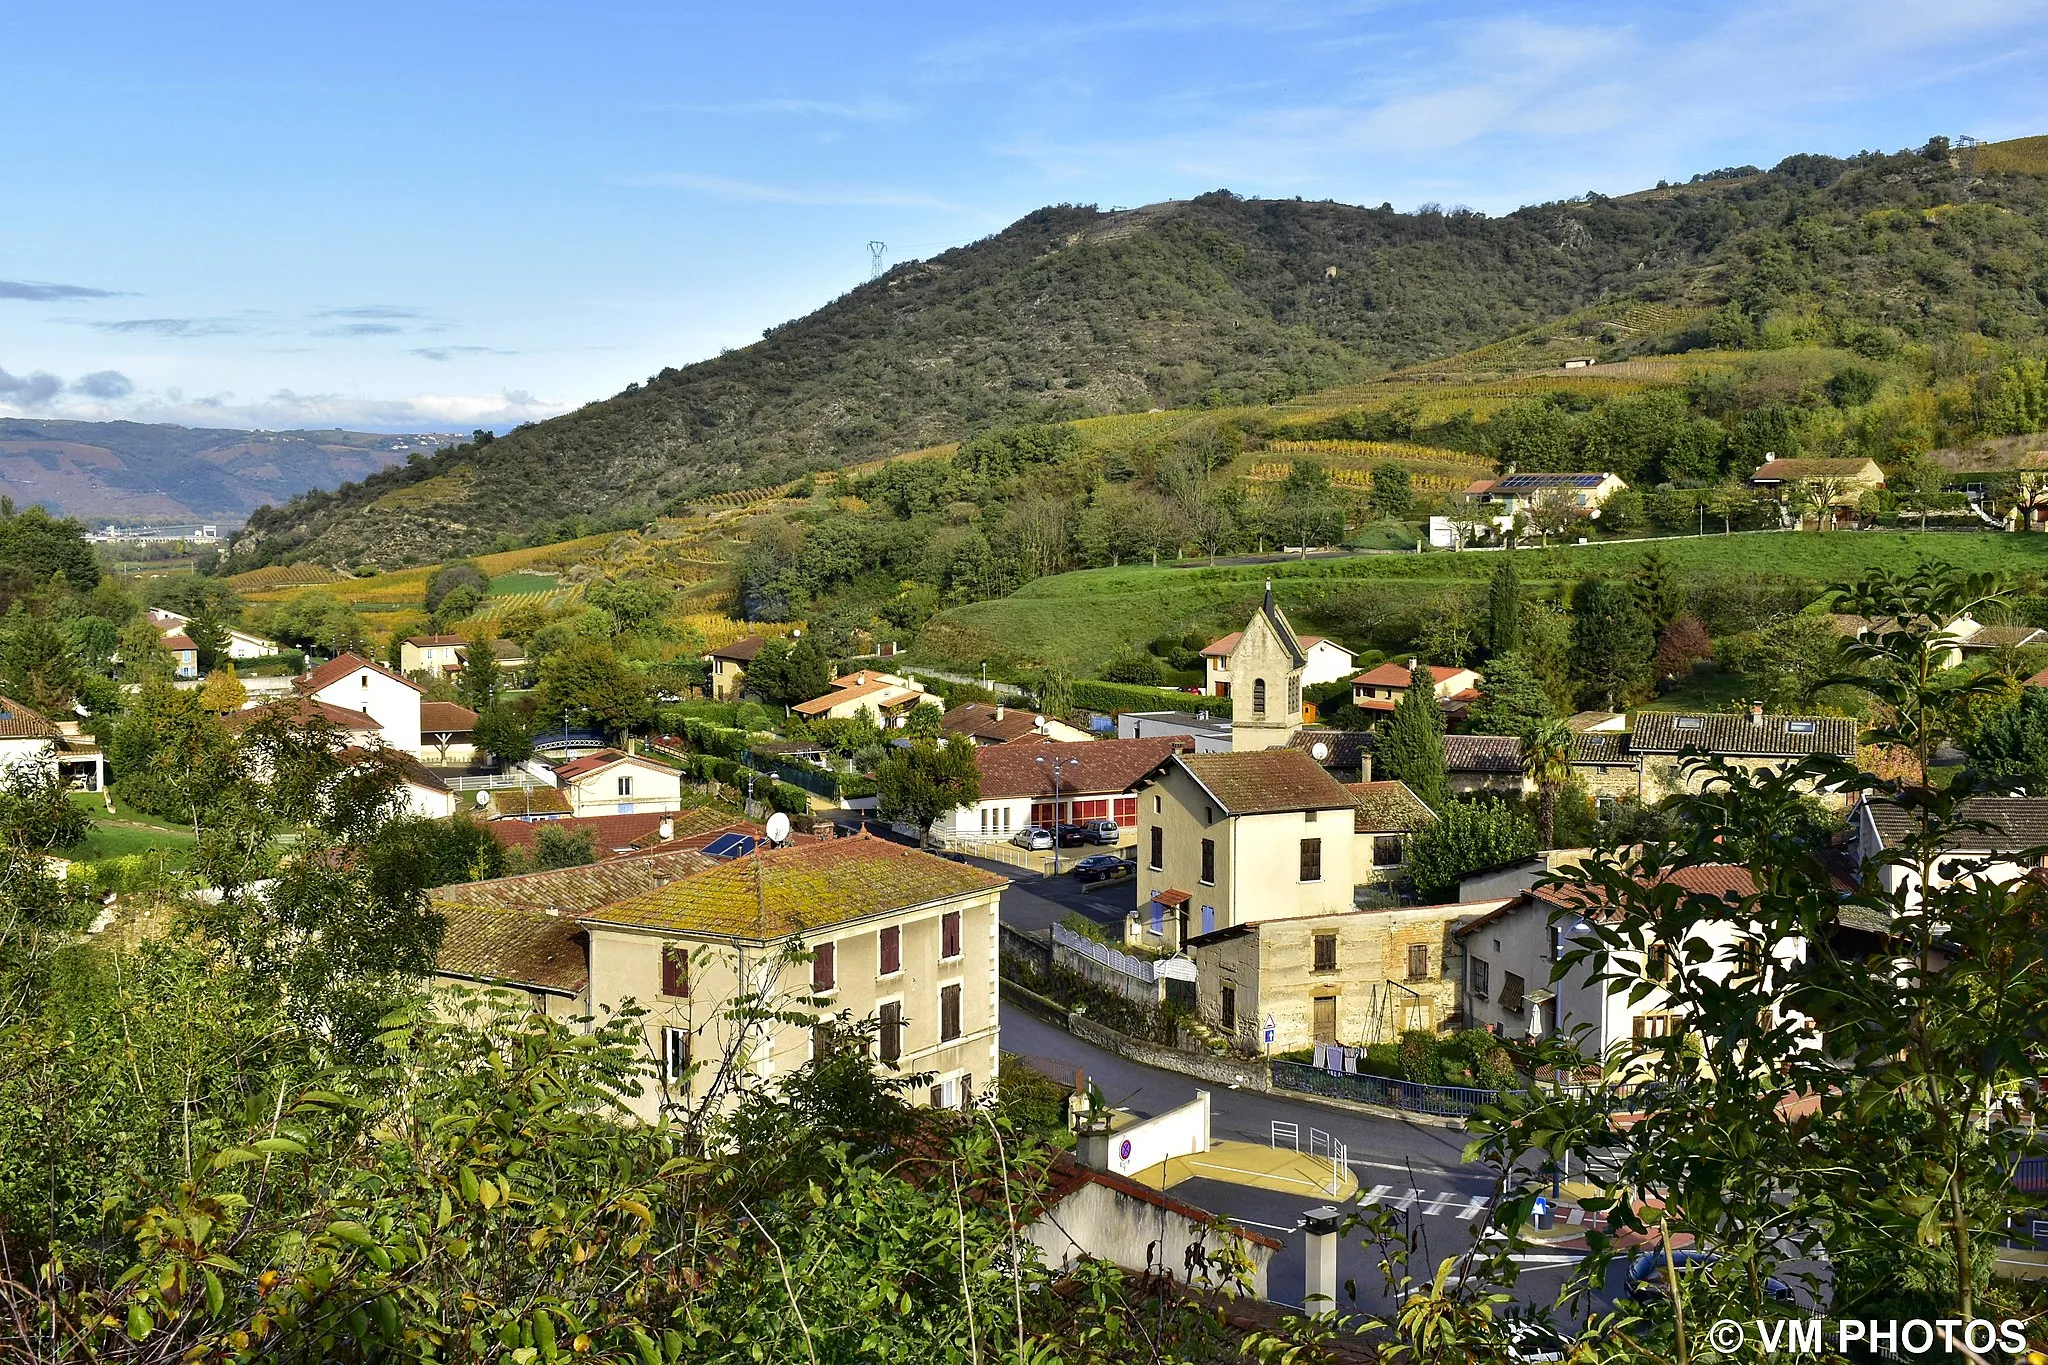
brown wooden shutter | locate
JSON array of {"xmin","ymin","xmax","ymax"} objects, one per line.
[
  {"xmin": 941, "ymin": 910, "xmax": 961, "ymax": 959},
  {"xmin": 661, "ymin": 946, "xmax": 689, "ymax": 998},
  {"xmin": 1300, "ymin": 837, "xmax": 1322, "ymax": 882},
  {"xmin": 1407, "ymin": 944, "xmax": 1429, "ymax": 981},
  {"xmin": 940, "ymin": 984, "xmax": 961, "ymax": 1041},
  {"xmin": 879, "ymin": 926, "xmax": 901, "ymax": 976},
  {"xmin": 812, "ymin": 941, "xmax": 835, "ymax": 991}
]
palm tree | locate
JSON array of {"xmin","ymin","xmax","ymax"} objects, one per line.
[{"xmin": 1522, "ymin": 719, "xmax": 1576, "ymax": 849}]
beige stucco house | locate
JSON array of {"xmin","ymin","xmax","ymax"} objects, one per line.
[
  {"xmin": 1188, "ymin": 897, "xmax": 1510, "ymax": 1050},
  {"xmin": 401, "ymin": 634, "xmax": 467, "ymax": 677},
  {"xmin": 1350, "ymin": 661, "xmax": 1483, "ymax": 719},
  {"xmin": 703, "ymin": 636, "xmax": 768, "ymax": 700},
  {"xmin": 1345, "ymin": 780, "xmax": 1435, "ymax": 890},
  {"xmin": 792, "ymin": 670, "xmax": 945, "ymax": 726},
  {"xmin": 554, "ymin": 749, "xmax": 686, "ymax": 817},
  {"xmin": 1134, "ymin": 748, "xmax": 1357, "ymax": 947}
]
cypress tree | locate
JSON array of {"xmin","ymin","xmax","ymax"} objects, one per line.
[
  {"xmin": 1375, "ymin": 662, "xmax": 1448, "ymax": 808},
  {"xmin": 1487, "ymin": 555, "xmax": 1521, "ymax": 656}
]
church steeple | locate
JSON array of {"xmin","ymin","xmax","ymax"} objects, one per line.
[{"xmin": 1229, "ymin": 580, "xmax": 1305, "ymax": 751}]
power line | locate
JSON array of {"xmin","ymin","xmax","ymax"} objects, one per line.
[{"xmin": 867, "ymin": 240, "xmax": 888, "ymax": 280}]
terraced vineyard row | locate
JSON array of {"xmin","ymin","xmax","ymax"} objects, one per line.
[
  {"xmin": 1247, "ymin": 462, "xmax": 1479, "ymax": 495},
  {"xmin": 1262, "ymin": 439, "xmax": 1491, "ymax": 468}
]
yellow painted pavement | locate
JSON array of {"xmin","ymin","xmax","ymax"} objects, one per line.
[{"xmin": 1125, "ymin": 1139, "xmax": 1358, "ymax": 1201}]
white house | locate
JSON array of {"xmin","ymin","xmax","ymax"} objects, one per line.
[
  {"xmin": 553, "ymin": 749, "xmax": 685, "ymax": 817},
  {"xmin": 1200, "ymin": 631, "xmax": 1355, "ymax": 697},
  {"xmin": 148, "ymin": 607, "xmax": 278, "ymax": 660},
  {"xmin": 1461, "ymin": 472, "xmax": 1628, "ymax": 523},
  {"xmin": 419, "ymin": 701, "xmax": 479, "ymax": 765},
  {"xmin": 1847, "ymin": 795, "xmax": 2048, "ymax": 908},
  {"xmin": 791, "ymin": 671, "xmax": 946, "ymax": 726},
  {"xmin": 341, "ymin": 747, "xmax": 457, "ymax": 819},
  {"xmin": 295, "ymin": 653, "xmax": 423, "ymax": 756},
  {"xmin": 1455, "ymin": 865, "xmax": 1812, "ymax": 1064}
]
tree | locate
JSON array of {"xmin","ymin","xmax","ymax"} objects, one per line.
[
  {"xmin": 1031, "ymin": 659, "xmax": 1074, "ymax": 718},
  {"xmin": 1795, "ymin": 475, "xmax": 1848, "ymax": 529},
  {"xmin": 2, "ymin": 611, "xmax": 79, "ymax": 714},
  {"xmin": 1526, "ymin": 486, "xmax": 1579, "ymax": 544},
  {"xmin": 534, "ymin": 640, "xmax": 654, "ymax": 736},
  {"xmin": 1271, "ymin": 459, "xmax": 1344, "ymax": 555},
  {"xmin": 1653, "ymin": 614, "xmax": 1713, "ymax": 683},
  {"xmin": 1077, "ymin": 484, "xmax": 1173, "ymax": 566},
  {"xmin": 876, "ymin": 736, "xmax": 980, "ymax": 843},
  {"xmin": 1521, "ymin": 719, "xmax": 1575, "ymax": 848},
  {"xmin": 1485, "ymin": 555, "xmax": 1521, "ymax": 656},
  {"xmin": 1404, "ymin": 799, "xmax": 1536, "ymax": 902},
  {"xmin": 583, "ymin": 576, "xmax": 674, "ymax": 638},
  {"xmin": 1964, "ymin": 687, "xmax": 2048, "ymax": 791},
  {"xmin": 0, "ymin": 761, "xmax": 90, "ymax": 852},
  {"xmin": 1374, "ymin": 664, "xmax": 1447, "ymax": 808},
  {"xmin": 745, "ymin": 635, "xmax": 833, "ymax": 707},
  {"xmin": 1568, "ymin": 575, "xmax": 1652, "ymax": 707},
  {"xmin": 0, "ymin": 503, "xmax": 100, "ymax": 589},
  {"xmin": 423, "ymin": 559, "xmax": 488, "ymax": 612},
  {"xmin": 471, "ymin": 702, "xmax": 535, "ymax": 767},
  {"xmin": 185, "ymin": 611, "xmax": 229, "ymax": 673},
  {"xmin": 197, "ymin": 662, "xmax": 247, "ymax": 714},
  {"xmin": 1464, "ymin": 651, "xmax": 1554, "ymax": 741},
  {"xmin": 1630, "ymin": 547, "xmax": 1683, "ymax": 632},
  {"xmin": 533, "ymin": 821, "xmax": 597, "ymax": 870},
  {"xmin": 1724, "ymin": 614, "xmax": 1843, "ymax": 711},
  {"xmin": 1369, "ymin": 462, "xmax": 1413, "ymax": 520},
  {"xmin": 458, "ymin": 632, "xmax": 501, "ymax": 710}
]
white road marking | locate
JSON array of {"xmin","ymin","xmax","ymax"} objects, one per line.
[
  {"xmin": 1509, "ymin": 1252, "xmax": 1582, "ymax": 1267},
  {"xmin": 1461, "ymin": 1196, "xmax": 1490, "ymax": 1221},
  {"xmin": 1391, "ymin": 1188, "xmax": 1422, "ymax": 1211},
  {"xmin": 1361, "ymin": 1183, "xmax": 1392, "ymax": 1205},
  {"xmin": 1422, "ymin": 1192, "xmax": 1455, "ymax": 1215}
]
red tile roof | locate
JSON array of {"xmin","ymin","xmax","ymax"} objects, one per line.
[
  {"xmin": 433, "ymin": 907, "xmax": 589, "ymax": 996},
  {"xmin": 406, "ymin": 634, "xmax": 467, "ymax": 647},
  {"xmin": 298, "ymin": 652, "xmax": 423, "ymax": 695},
  {"xmin": 0, "ymin": 696, "xmax": 59, "ymax": 740},
  {"xmin": 420, "ymin": 701, "xmax": 479, "ymax": 733},
  {"xmin": 554, "ymin": 749, "xmax": 677, "ymax": 782},
  {"xmin": 337, "ymin": 745, "xmax": 451, "ymax": 793},
  {"xmin": 1352, "ymin": 662, "xmax": 1470, "ymax": 688},
  {"xmin": 221, "ymin": 695, "xmax": 382, "ymax": 733},
  {"xmin": 1176, "ymin": 749, "xmax": 1357, "ymax": 815},
  {"xmin": 161, "ymin": 633, "xmax": 197, "ymax": 652},
  {"xmin": 706, "ymin": 635, "xmax": 767, "ymax": 662},
  {"xmin": 973, "ymin": 736, "xmax": 1187, "ymax": 799},
  {"xmin": 943, "ymin": 702, "xmax": 1048, "ymax": 744}
]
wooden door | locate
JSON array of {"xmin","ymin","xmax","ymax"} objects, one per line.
[{"xmin": 1312, "ymin": 996, "xmax": 1338, "ymax": 1044}]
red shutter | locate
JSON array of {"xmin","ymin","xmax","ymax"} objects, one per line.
[
  {"xmin": 661, "ymin": 947, "xmax": 689, "ymax": 998},
  {"xmin": 879, "ymin": 926, "xmax": 901, "ymax": 975},
  {"xmin": 941, "ymin": 911, "xmax": 961, "ymax": 959},
  {"xmin": 812, "ymin": 942, "xmax": 836, "ymax": 990},
  {"xmin": 1030, "ymin": 801, "xmax": 1056, "ymax": 826},
  {"xmin": 1114, "ymin": 797, "xmax": 1137, "ymax": 822}
]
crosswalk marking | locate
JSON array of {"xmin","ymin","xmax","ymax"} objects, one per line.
[
  {"xmin": 1391, "ymin": 1188, "xmax": 1422, "ymax": 1211},
  {"xmin": 1361, "ymin": 1183, "xmax": 1392, "ymax": 1204},
  {"xmin": 1353, "ymin": 1185, "xmax": 1500, "ymax": 1222},
  {"xmin": 1461, "ymin": 1196, "xmax": 1489, "ymax": 1221},
  {"xmin": 1422, "ymin": 1192, "xmax": 1454, "ymax": 1215}
]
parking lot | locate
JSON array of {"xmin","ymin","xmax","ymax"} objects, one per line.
[{"xmin": 979, "ymin": 848, "xmax": 1143, "ymax": 937}]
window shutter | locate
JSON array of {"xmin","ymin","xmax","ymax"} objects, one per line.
[
  {"xmin": 879, "ymin": 926, "xmax": 901, "ymax": 975},
  {"xmin": 940, "ymin": 984, "xmax": 961, "ymax": 1041},
  {"xmin": 878, "ymin": 1001, "xmax": 903, "ymax": 1062},
  {"xmin": 661, "ymin": 947, "xmax": 689, "ymax": 998},
  {"xmin": 812, "ymin": 941, "xmax": 836, "ymax": 991},
  {"xmin": 1313, "ymin": 933, "xmax": 1336, "ymax": 973},
  {"xmin": 1407, "ymin": 944, "xmax": 1429, "ymax": 980},
  {"xmin": 941, "ymin": 910, "xmax": 961, "ymax": 959},
  {"xmin": 1299, "ymin": 837, "xmax": 1322, "ymax": 882}
]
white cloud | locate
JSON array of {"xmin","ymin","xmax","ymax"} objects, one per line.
[
  {"xmin": 616, "ymin": 171, "xmax": 973, "ymax": 212},
  {"xmin": 0, "ymin": 383, "xmax": 567, "ymax": 433}
]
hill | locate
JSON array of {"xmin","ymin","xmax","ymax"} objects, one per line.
[
  {"xmin": 0, "ymin": 419, "xmax": 458, "ymax": 526},
  {"xmin": 233, "ymin": 135, "xmax": 2048, "ymax": 570}
]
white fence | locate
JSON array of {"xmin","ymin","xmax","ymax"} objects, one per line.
[
  {"xmin": 1272, "ymin": 1120, "xmax": 1349, "ymax": 1196},
  {"xmin": 1051, "ymin": 922, "xmax": 1158, "ymax": 1003}
]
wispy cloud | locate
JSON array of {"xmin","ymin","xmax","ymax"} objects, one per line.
[
  {"xmin": 409, "ymin": 345, "xmax": 519, "ymax": 362},
  {"xmin": 0, "ymin": 279, "xmax": 123, "ymax": 302},
  {"xmin": 313, "ymin": 322, "xmax": 406, "ymax": 338},
  {"xmin": 89, "ymin": 316, "xmax": 246, "ymax": 337},
  {"xmin": 312, "ymin": 305, "xmax": 430, "ymax": 321},
  {"xmin": 617, "ymin": 171, "xmax": 971, "ymax": 212},
  {"xmin": 661, "ymin": 96, "xmax": 910, "ymax": 122}
]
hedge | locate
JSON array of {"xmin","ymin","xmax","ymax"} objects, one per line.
[{"xmin": 1071, "ymin": 680, "xmax": 1221, "ymax": 717}]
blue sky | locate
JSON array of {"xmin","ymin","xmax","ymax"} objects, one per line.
[{"xmin": 3, "ymin": 0, "xmax": 2044, "ymax": 433}]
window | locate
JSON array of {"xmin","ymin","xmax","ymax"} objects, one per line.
[
  {"xmin": 1149, "ymin": 826, "xmax": 1164, "ymax": 871},
  {"xmin": 1633, "ymin": 1012, "xmax": 1677, "ymax": 1040},
  {"xmin": 1674, "ymin": 716, "xmax": 1704, "ymax": 731},
  {"xmin": 1372, "ymin": 835, "xmax": 1403, "ymax": 867},
  {"xmin": 1299, "ymin": 837, "xmax": 1322, "ymax": 882},
  {"xmin": 980, "ymin": 808, "xmax": 989, "ymax": 834},
  {"xmin": 1471, "ymin": 958, "xmax": 1490, "ymax": 1001},
  {"xmin": 1406, "ymin": 944, "xmax": 1429, "ymax": 981},
  {"xmin": 617, "ymin": 775, "xmax": 634, "ymax": 797},
  {"xmin": 1200, "ymin": 838, "xmax": 1216, "ymax": 885},
  {"xmin": 1500, "ymin": 972, "xmax": 1526, "ymax": 1015},
  {"xmin": 1304, "ymin": 808, "xmax": 1317, "ymax": 823},
  {"xmin": 940, "ymin": 984, "xmax": 962, "ymax": 1041},
  {"xmin": 1786, "ymin": 720, "xmax": 1815, "ymax": 734},
  {"xmin": 662, "ymin": 1026, "xmax": 690, "ymax": 1083},
  {"xmin": 1220, "ymin": 984, "xmax": 1237, "ymax": 1032},
  {"xmin": 879, "ymin": 926, "xmax": 902, "ymax": 976},
  {"xmin": 1252, "ymin": 678, "xmax": 1266, "ymax": 715},
  {"xmin": 1734, "ymin": 939, "xmax": 1763, "ymax": 982},
  {"xmin": 1153, "ymin": 794, "xmax": 1162, "ymax": 814},
  {"xmin": 812, "ymin": 942, "xmax": 836, "ymax": 992},
  {"xmin": 1403, "ymin": 1003, "xmax": 1431, "ymax": 1033},
  {"xmin": 877, "ymin": 1001, "xmax": 903, "ymax": 1063},
  {"xmin": 660, "ymin": 946, "xmax": 690, "ymax": 998},
  {"xmin": 941, "ymin": 910, "xmax": 962, "ymax": 960},
  {"xmin": 1312, "ymin": 932, "xmax": 1337, "ymax": 973},
  {"xmin": 1647, "ymin": 943, "xmax": 1671, "ymax": 983},
  {"xmin": 1288, "ymin": 677, "xmax": 1300, "ymax": 714}
]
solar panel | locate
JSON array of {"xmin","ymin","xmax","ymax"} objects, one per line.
[
  {"xmin": 1786, "ymin": 720, "xmax": 1815, "ymax": 734},
  {"xmin": 1674, "ymin": 716, "xmax": 1704, "ymax": 730},
  {"xmin": 702, "ymin": 833, "xmax": 759, "ymax": 859},
  {"xmin": 1496, "ymin": 473, "xmax": 1603, "ymax": 489}
]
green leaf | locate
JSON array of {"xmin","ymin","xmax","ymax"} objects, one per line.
[
  {"xmin": 204, "ymin": 1270, "xmax": 224, "ymax": 1316},
  {"xmin": 327, "ymin": 1221, "xmax": 379, "ymax": 1250},
  {"xmin": 533, "ymin": 1309, "xmax": 557, "ymax": 1361},
  {"xmin": 252, "ymin": 1136, "xmax": 306, "ymax": 1156},
  {"xmin": 459, "ymin": 1165, "xmax": 480, "ymax": 1205},
  {"xmin": 210, "ymin": 1147, "xmax": 261, "ymax": 1170},
  {"xmin": 126, "ymin": 1303, "xmax": 153, "ymax": 1340}
]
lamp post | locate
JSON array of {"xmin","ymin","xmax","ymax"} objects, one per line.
[{"xmin": 1035, "ymin": 753, "xmax": 1078, "ymax": 875}]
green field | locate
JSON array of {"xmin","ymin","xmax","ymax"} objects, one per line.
[
  {"xmin": 912, "ymin": 531, "xmax": 2048, "ymax": 675},
  {"xmin": 487, "ymin": 571, "xmax": 560, "ymax": 596},
  {"xmin": 66, "ymin": 819, "xmax": 196, "ymax": 868}
]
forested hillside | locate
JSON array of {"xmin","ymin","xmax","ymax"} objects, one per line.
[{"xmin": 236, "ymin": 136, "xmax": 2048, "ymax": 569}]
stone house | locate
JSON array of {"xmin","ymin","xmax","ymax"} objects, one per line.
[
  {"xmin": 1344, "ymin": 780, "xmax": 1434, "ymax": 889},
  {"xmin": 1626, "ymin": 706, "xmax": 1856, "ymax": 806},
  {"xmin": 1186, "ymin": 897, "xmax": 1511, "ymax": 1050}
]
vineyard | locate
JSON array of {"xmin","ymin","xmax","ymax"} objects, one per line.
[
  {"xmin": 1247, "ymin": 461, "xmax": 1482, "ymax": 495},
  {"xmin": 223, "ymin": 563, "xmax": 347, "ymax": 593}
]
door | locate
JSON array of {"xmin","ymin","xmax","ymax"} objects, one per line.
[{"xmin": 1312, "ymin": 996, "xmax": 1337, "ymax": 1044}]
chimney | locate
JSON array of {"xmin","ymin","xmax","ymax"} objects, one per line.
[
  {"xmin": 1407, "ymin": 657, "xmax": 1418, "ymax": 672},
  {"xmin": 1749, "ymin": 701, "xmax": 1765, "ymax": 728},
  {"xmin": 659, "ymin": 816, "xmax": 674, "ymax": 841},
  {"xmin": 993, "ymin": 703, "xmax": 1006, "ymax": 723},
  {"xmin": 1302, "ymin": 1206, "xmax": 1342, "ymax": 1311}
]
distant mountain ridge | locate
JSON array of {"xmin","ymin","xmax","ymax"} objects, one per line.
[
  {"xmin": 232, "ymin": 135, "xmax": 2048, "ymax": 568},
  {"xmin": 0, "ymin": 420, "xmax": 460, "ymax": 526}
]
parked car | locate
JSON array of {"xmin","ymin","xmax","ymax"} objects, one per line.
[
  {"xmin": 1080, "ymin": 818, "xmax": 1121, "ymax": 845},
  {"xmin": 1072, "ymin": 853, "xmax": 1133, "ymax": 884},
  {"xmin": 1012, "ymin": 826, "xmax": 1054, "ymax": 851},
  {"xmin": 1054, "ymin": 823, "xmax": 1091, "ymax": 847},
  {"xmin": 1624, "ymin": 1250, "xmax": 1795, "ymax": 1305}
]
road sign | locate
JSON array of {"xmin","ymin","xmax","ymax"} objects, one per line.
[{"xmin": 1263, "ymin": 1015, "xmax": 1275, "ymax": 1045}]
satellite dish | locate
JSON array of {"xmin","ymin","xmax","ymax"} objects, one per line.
[
  {"xmin": 1035, "ymin": 715, "xmax": 1046, "ymax": 727},
  {"xmin": 764, "ymin": 812, "xmax": 792, "ymax": 845},
  {"xmin": 473, "ymin": 789, "xmax": 491, "ymax": 807},
  {"xmin": 1311, "ymin": 741, "xmax": 1330, "ymax": 762}
]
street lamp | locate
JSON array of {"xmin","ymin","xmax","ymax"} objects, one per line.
[{"xmin": 1035, "ymin": 753, "xmax": 1078, "ymax": 874}]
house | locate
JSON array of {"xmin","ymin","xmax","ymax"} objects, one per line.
[
  {"xmin": 0, "ymin": 696, "xmax": 105, "ymax": 790},
  {"xmin": 1222, "ymin": 583, "xmax": 1309, "ymax": 752},
  {"xmin": 703, "ymin": 635, "xmax": 768, "ymax": 700},
  {"xmin": 430, "ymin": 848, "xmax": 722, "ymax": 1020},
  {"xmin": 572, "ymin": 834, "xmax": 1006, "ymax": 1121},
  {"xmin": 1135, "ymin": 748, "xmax": 1358, "ymax": 948},
  {"xmin": 222, "ymin": 694, "xmax": 385, "ymax": 742},
  {"xmin": 554, "ymin": 749, "xmax": 685, "ymax": 817},
  {"xmin": 1201, "ymin": 631, "xmax": 1355, "ymax": 697},
  {"xmin": 1346, "ymin": 780, "xmax": 1435, "ymax": 889},
  {"xmin": 1350, "ymin": 660, "xmax": 1482, "ymax": 718},
  {"xmin": 1626, "ymin": 706, "xmax": 1856, "ymax": 806},
  {"xmin": 1847, "ymin": 796, "xmax": 2048, "ymax": 907},
  {"xmin": 419, "ymin": 701, "xmax": 479, "ymax": 764},
  {"xmin": 340, "ymin": 746, "xmax": 457, "ymax": 819},
  {"xmin": 941, "ymin": 736, "xmax": 1187, "ymax": 845},
  {"xmin": 1567, "ymin": 711, "xmax": 1627, "ymax": 734},
  {"xmin": 1441, "ymin": 735, "xmax": 1528, "ymax": 798},
  {"xmin": 148, "ymin": 607, "xmax": 278, "ymax": 660},
  {"xmin": 1455, "ymin": 865, "xmax": 1811, "ymax": 1060},
  {"xmin": 1462, "ymin": 472, "xmax": 1627, "ymax": 521},
  {"xmin": 485, "ymin": 807, "xmax": 762, "ymax": 859},
  {"xmin": 1950, "ymin": 621, "xmax": 2048, "ymax": 657},
  {"xmin": 1022, "ymin": 1150, "xmax": 1279, "ymax": 1300},
  {"xmin": 1115, "ymin": 710, "xmax": 1233, "ymax": 753},
  {"xmin": 1188, "ymin": 897, "xmax": 1510, "ymax": 1050},
  {"xmin": 1288, "ymin": 728, "xmax": 1375, "ymax": 783},
  {"xmin": 163, "ymin": 633, "xmax": 199, "ymax": 680},
  {"xmin": 942, "ymin": 702, "xmax": 1092, "ymax": 746},
  {"xmin": 401, "ymin": 635, "xmax": 468, "ymax": 677},
  {"xmin": 1456, "ymin": 849, "xmax": 1593, "ymax": 903},
  {"xmin": 792, "ymin": 671, "xmax": 945, "ymax": 726},
  {"xmin": 1749, "ymin": 457, "xmax": 1885, "ymax": 497},
  {"xmin": 295, "ymin": 653, "xmax": 423, "ymax": 755}
]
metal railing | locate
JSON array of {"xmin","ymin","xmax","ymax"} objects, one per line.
[
  {"xmin": 1050, "ymin": 922, "xmax": 1157, "ymax": 1004},
  {"xmin": 2015, "ymin": 1155, "xmax": 2047, "ymax": 1194},
  {"xmin": 1271, "ymin": 1120, "xmax": 1348, "ymax": 1195},
  {"xmin": 446, "ymin": 773, "xmax": 547, "ymax": 792},
  {"xmin": 1272, "ymin": 1059, "xmax": 1526, "ymax": 1119}
]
